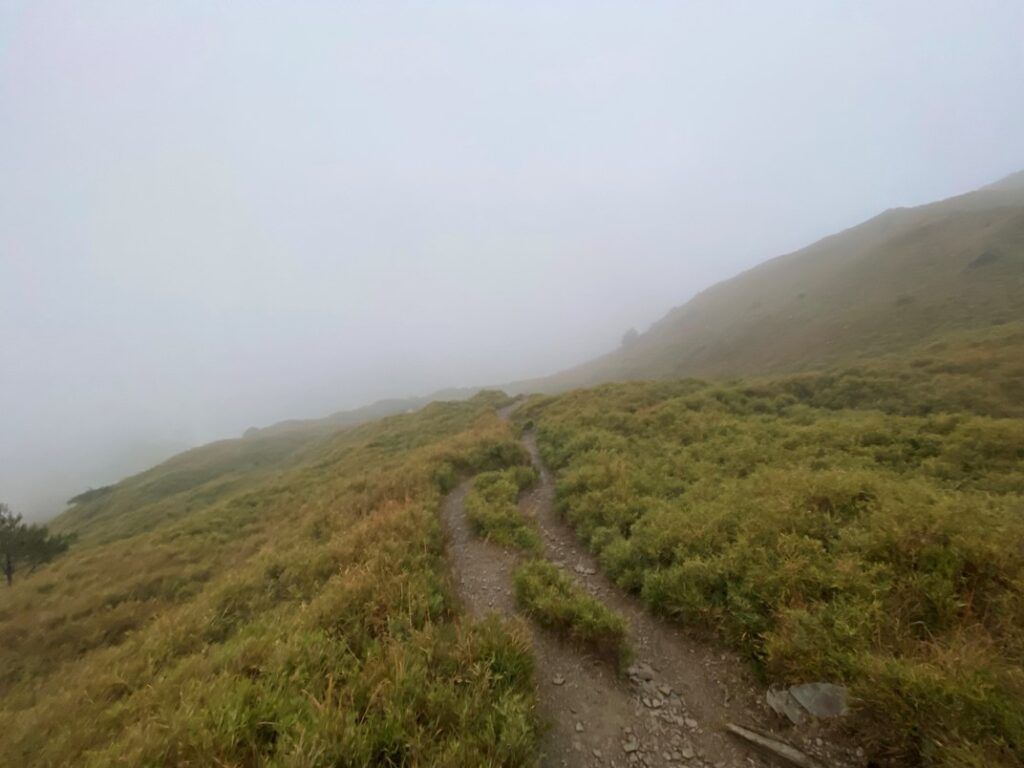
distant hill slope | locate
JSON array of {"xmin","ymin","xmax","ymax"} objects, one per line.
[
  {"xmin": 244, "ymin": 386, "xmax": 480, "ymax": 439},
  {"xmin": 528, "ymin": 171, "xmax": 1024, "ymax": 391},
  {"xmin": 55, "ymin": 387, "xmax": 483, "ymax": 541}
]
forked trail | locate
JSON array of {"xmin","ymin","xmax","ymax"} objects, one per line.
[{"xmin": 442, "ymin": 423, "xmax": 861, "ymax": 768}]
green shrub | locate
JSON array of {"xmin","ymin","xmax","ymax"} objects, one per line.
[
  {"xmin": 464, "ymin": 467, "xmax": 541, "ymax": 553},
  {"xmin": 513, "ymin": 559, "xmax": 631, "ymax": 666}
]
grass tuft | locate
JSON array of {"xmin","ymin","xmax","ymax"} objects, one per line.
[
  {"xmin": 464, "ymin": 467, "xmax": 541, "ymax": 553},
  {"xmin": 513, "ymin": 559, "xmax": 631, "ymax": 666}
]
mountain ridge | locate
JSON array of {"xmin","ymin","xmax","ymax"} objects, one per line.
[{"xmin": 514, "ymin": 169, "xmax": 1024, "ymax": 393}]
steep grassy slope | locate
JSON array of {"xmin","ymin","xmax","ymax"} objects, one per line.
[
  {"xmin": 516, "ymin": 325, "xmax": 1024, "ymax": 767},
  {"xmin": 0, "ymin": 393, "xmax": 541, "ymax": 766},
  {"xmin": 532, "ymin": 172, "xmax": 1024, "ymax": 391}
]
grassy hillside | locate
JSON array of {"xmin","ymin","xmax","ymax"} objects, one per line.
[
  {"xmin": 54, "ymin": 430, "xmax": 320, "ymax": 546},
  {"xmin": 0, "ymin": 393, "xmax": 541, "ymax": 766},
  {"xmin": 244, "ymin": 387, "xmax": 482, "ymax": 440},
  {"xmin": 55, "ymin": 387, "xmax": 486, "ymax": 546},
  {"xmin": 5, "ymin": 171, "xmax": 1023, "ymax": 766},
  {"xmin": 530, "ymin": 171, "xmax": 1024, "ymax": 391},
  {"xmin": 515, "ymin": 324, "xmax": 1024, "ymax": 767}
]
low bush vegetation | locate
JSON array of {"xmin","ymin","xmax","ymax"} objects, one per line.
[
  {"xmin": 464, "ymin": 466, "xmax": 541, "ymax": 552},
  {"xmin": 0, "ymin": 392, "xmax": 541, "ymax": 766},
  {"xmin": 513, "ymin": 559, "xmax": 631, "ymax": 665},
  {"xmin": 515, "ymin": 328, "xmax": 1024, "ymax": 767}
]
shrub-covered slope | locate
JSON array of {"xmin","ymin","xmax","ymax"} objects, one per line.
[
  {"xmin": 0, "ymin": 393, "xmax": 541, "ymax": 766},
  {"xmin": 516, "ymin": 325, "xmax": 1024, "ymax": 766}
]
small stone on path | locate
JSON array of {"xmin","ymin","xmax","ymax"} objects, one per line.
[{"xmin": 627, "ymin": 662, "xmax": 655, "ymax": 681}]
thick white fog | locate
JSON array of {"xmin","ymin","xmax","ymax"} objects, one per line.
[{"xmin": 2, "ymin": 2, "xmax": 1023, "ymax": 519}]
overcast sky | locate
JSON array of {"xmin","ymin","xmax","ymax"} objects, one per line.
[{"xmin": 3, "ymin": 1, "xmax": 1024, "ymax": 519}]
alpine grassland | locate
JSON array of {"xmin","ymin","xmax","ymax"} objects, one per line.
[
  {"xmin": 0, "ymin": 392, "xmax": 541, "ymax": 766},
  {"xmin": 515, "ymin": 324, "xmax": 1024, "ymax": 767}
]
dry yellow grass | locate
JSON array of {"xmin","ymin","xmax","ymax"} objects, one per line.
[{"xmin": 0, "ymin": 392, "xmax": 541, "ymax": 766}]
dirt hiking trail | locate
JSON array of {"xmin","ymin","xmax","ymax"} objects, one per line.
[{"xmin": 442, "ymin": 417, "xmax": 863, "ymax": 768}]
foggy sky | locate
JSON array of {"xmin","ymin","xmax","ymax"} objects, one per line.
[{"xmin": 3, "ymin": 2, "xmax": 1024, "ymax": 520}]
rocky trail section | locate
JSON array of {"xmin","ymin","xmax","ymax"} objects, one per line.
[{"xmin": 442, "ymin": 421, "xmax": 863, "ymax": 768}]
